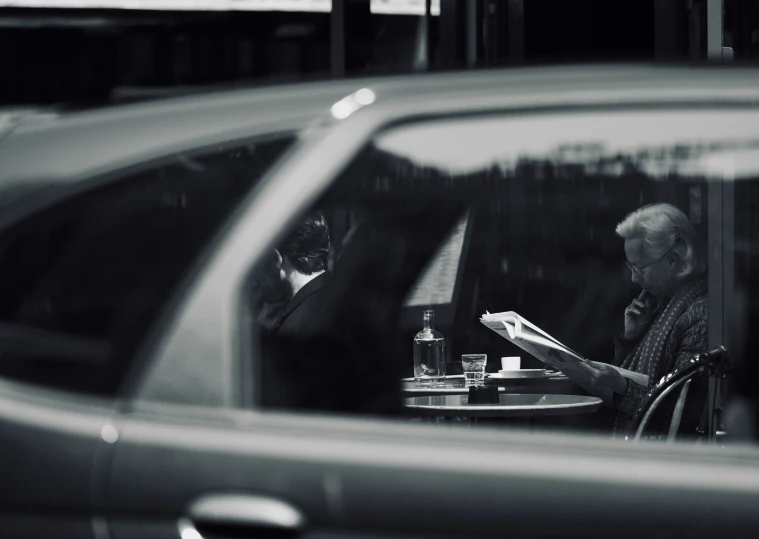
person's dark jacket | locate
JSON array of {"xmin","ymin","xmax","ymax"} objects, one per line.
[
  {"xmin": 260, "ymin": 272, "xmax": 334, "ymax": 411},
  {"xmin": 273, "ymin": 272, "xmax": 329, "ymax": 338}
]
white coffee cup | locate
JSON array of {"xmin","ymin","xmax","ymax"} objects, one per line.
[{"xmin": 501, "ymin": 356, "xmax": 521, "ymax": 371}]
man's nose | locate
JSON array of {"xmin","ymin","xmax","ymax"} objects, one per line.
[{"xmin": 631, "ymin": 272, "xmax": 641, "ymax": 285}]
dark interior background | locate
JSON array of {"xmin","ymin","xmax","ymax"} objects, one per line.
[{"xmin": 8, "ymin": 0, "xmax": 759, "ymax": 106}]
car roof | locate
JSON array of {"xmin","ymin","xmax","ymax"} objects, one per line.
[
  {"xmin": 0, "ymin": 78, "xmax": 360, "ymax": 187},
  {"xmin": 3, "ymin": 64, "xmax": 759, "ymax": 191}
]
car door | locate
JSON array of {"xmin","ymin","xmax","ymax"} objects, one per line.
[
  {"xmin": 104, "ymin": 76, "xmax": 759, "ymax": 539},
  {"xmin": 0, "ymin": 381, "xmax": 113, "ymax": 539}
]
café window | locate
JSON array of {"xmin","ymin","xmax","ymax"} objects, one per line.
[{"xmin": 251, "ymin": 108, "xmax": 759, "ymax": 442}]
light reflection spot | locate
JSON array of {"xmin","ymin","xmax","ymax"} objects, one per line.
[
  {"xmin": 330, "ymin": 100, "xmax": 354, "ymax": 120},
  {"xmin": 355, "ymin": 88, "xmax": 376, "ymax": 105},
  {"xmin": 178, "ymin": 518, "xmax": 203, "ymax": 539},
  {"xmin": 100, "ymin": 424, "xmax": 119, "ymax": 444}
]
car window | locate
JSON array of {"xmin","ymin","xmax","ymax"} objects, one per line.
[
  {"xmin": 0, "ymin": 135, "xmax": 293, "ymax": 396},
  {"xmin": 247, "ymin": 108, "xmax": 759, "ymax": 445}
]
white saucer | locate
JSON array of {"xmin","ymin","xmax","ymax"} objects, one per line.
[{"xmin": 488, "ymin": 369, "xmax": 554, "ymax": 380}]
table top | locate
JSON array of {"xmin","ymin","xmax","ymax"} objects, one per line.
[
  {"xmin": 403, "ymin": 394, "xmax": 603, "ymax": 418},
  {"xmin": 401, "ymin": 374, "xmax": 583, "ymax": 397},
  {"xmin": 403, "ymin": 376, "xmax": 509, "ymax": 395}
]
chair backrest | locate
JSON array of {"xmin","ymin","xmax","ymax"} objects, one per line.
[{"xmin": 630, "ymin": 346, "xmax": 729, "ymax": 442}]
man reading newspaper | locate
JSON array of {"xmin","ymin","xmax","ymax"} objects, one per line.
[{"xmin": 481, "ymin": 203, "xmax": 709, "ymax": 437}]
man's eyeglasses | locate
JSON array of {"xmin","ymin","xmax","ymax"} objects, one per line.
[{"xmin": 625, "ymin": 252, "xmax": 668, "ymax": 277}]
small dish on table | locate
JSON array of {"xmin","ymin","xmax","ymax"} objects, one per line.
[{"xmin": 487, "ymin": 369, "xmax": 559, "ymax": 380}]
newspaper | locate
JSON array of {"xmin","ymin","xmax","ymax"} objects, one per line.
[{"xmin": 480, "ymin": 311, "xmax": 649, "ymax": 394}]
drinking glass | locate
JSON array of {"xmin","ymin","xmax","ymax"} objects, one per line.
[{"xmin": 462, "ymin": 354, "xmax": 487, "ymax": 387}]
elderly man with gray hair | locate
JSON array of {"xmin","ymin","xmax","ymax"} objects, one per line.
[{"xmin": 574, "ymin": 202, "xmax": 708, "ymax": 437}]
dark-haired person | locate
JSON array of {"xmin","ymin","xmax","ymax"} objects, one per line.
[
  {"xmin": 270, "ymin": 210, "xmax": 331, "ymax": 337},
  {"xmin": 258, "ymin": 211, "xmax": 334, "ymax": 410}
]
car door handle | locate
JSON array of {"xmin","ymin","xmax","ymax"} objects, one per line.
[{"xmin": 179, "ymin": 494, "xmax": 305, "ymax": 538}]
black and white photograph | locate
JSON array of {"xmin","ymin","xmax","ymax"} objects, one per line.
[{"xmin": 2, "ymin": 1, "xmax": 759, "ymax": 538}]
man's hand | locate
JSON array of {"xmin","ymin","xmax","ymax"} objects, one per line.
[
  {"xmin": 588, "ymin": 362, "xmax": 628, "ymax": 394},
  {"xmin": 624, "ymin": 290, "xmax": 656, "ymax": 340},
  {"xmin": 577, "ymin": 361, "xmax": 628, "ymax": 395}
]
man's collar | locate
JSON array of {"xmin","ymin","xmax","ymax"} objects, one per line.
[
  {"xmin": 276, "ymin": 272, "xmax": 329, "ymax": 324},
  {"xmin": 291, "ymin": 271, "xmax": 327, "ymax": 299},
  {"xmin": 288, "ymin": 269, "xmax": 326, "ymax": 298}
]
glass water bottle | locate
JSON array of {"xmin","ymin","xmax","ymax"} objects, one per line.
[{"xmin": 413, "ymin": 310, "xmax": 446, "ymax": 386}]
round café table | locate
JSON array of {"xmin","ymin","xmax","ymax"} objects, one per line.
[
  {"xmin": 404, "ymin": 394, "xmax": 603, "ymax": 418},
  {"xmin": 404, "ymin": 393, "xmax": 603, "ymax": 428},
  {"xmin": 401, "ymin": 374, "xmax": 584, "ymax": 397}
]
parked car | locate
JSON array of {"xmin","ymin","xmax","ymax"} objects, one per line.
[{"xmin": 2, "ymin": 65, "xmax": 759, "ymax": 539}]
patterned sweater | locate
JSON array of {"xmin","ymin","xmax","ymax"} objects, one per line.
[{"xmin": 611, "ymin": 280, "xmax": 709, "ymax": 437}]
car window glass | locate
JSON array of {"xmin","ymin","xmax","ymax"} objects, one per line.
[
  {"xmin": 248, "ymin": 109, "xmax": 759, "ymax": 445},
  {"xmin": 0, "ymin": 135, "xmax": 293, "ymax": 396},
  {"xmin": 375, "ymin": 110, "xmax": 759, "ymax": 173}
]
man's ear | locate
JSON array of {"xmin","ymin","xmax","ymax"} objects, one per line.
[{"xmin": 273, "ymin": 249, "xmax": 283, "ymax": 268}]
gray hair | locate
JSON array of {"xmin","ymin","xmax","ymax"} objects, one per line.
[{"xmin": 615, "ymin": 203, "xmax": 706, "ymax": 279}]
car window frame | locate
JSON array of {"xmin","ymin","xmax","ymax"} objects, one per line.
[
  {"xmin": 132, "ymin": 86, "xmax": 759, "ymax": 415},
  {"xmin": 0, "ymin": 130, "xmax": 297, "ymax": 404}
]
